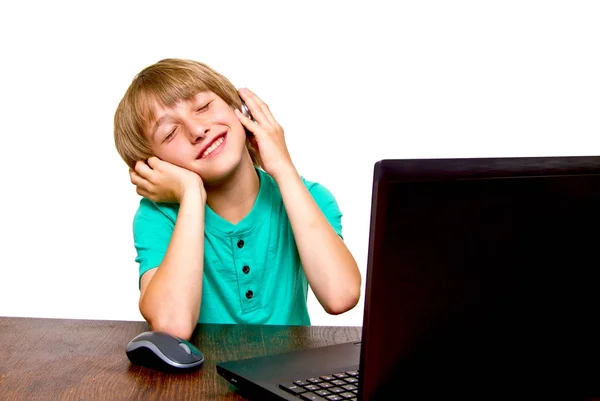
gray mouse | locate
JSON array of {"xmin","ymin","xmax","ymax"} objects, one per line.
[{"xmin": 126, "ymin": 331, "xmax": 205, "ymax": 372}]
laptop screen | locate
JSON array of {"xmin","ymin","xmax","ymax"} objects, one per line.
[{"xmin": 359, "ymin": 157, "xmax": 600, "ymax": 400}]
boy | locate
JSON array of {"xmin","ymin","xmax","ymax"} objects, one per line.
[{"xmin": 114, "ymin": 59, "xmax": 361, "ymax": 340}]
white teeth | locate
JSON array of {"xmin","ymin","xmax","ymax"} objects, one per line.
[{"xmin": 202, "ymin": 137, "xmax": 224, "ymax": 158}]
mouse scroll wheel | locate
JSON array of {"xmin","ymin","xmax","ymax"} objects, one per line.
[{"xmin": 178, "ymin": 342, "xmax": 192, "ymax": 354}]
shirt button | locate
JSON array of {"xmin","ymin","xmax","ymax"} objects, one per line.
[
  {"xmin": 242, "ymin": 265, "xmax": 250, "ymax": 274},
  {"xmin": 245, "ymin": 290, "xmax": 253, "ymax": 299},
  {"xmin": 237, "ymin": 239, "xmax": 245, "ymax": 248}
]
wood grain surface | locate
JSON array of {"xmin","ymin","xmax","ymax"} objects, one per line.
[{"xmin": 0, "ymin": 317, "xmax": 361, "ymax": 400}]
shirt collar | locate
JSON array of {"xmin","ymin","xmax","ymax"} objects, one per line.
[{"xmin": 204, "ymin": 167, "xmax": 272, "ymax": 236}]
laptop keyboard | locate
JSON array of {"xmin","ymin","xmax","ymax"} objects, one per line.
[{"xmin": 278, "ymin": 370, "xmax": 359, "ymax": 400}]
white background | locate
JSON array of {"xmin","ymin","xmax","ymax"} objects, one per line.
[{"xmin": 1, "ymin": 1, "xmax": 598, "ymax": 327}]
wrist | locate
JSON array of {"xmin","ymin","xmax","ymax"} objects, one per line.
[
  {"xmin": 270, "ymin": 163, "xmax": 298, "ymax": 184},
  {"xmin": 180, "ymin": 183, "xmax": 205, "ymax": 204}
]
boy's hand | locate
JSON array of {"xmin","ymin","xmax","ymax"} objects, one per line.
[
  {"xmin": 235, "ymin": 88, "xmax": 295, "ymax": 180},
  {"xmin": 130, "ymin": 157, "xmax": 206, "ymax": 204}
]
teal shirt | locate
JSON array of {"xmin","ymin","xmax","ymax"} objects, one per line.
[{"xmin": 133, "ymin": 168, "xmax": 343, "ymax": 326}]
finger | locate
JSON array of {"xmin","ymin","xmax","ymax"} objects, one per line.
[
  {"xmin": 134, "ymin": 160, "xmax": 154, "ymax": 180},
  {"xmin": 147, "ymin": 156, "xmax": 162, "ymax": 170},
  {"xmin": 235, "ymin": 108, "xmax": 263, "ymax": 138},
  {"xmin": 239, "ymin": 88, "xmax": 278, "ymax": 127},
  {"xmin": 240, "ymin": 87, "xmax": 269, "ymax": 111},
  {"xmin": 239, "ymin": 88, "xmax": 271, "ymax": 124},
  {"xmin": 136, "ymin": 187, "xmax": 151, "ymax": 199},
  {"xmin": 130, "ymin": 170, "xmax": 152, "ymax": 189}
]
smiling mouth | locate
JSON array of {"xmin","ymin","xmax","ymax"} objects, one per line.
[{"xmin": 199, "ymin": 135, "xmax": 226, "ymax": 159}]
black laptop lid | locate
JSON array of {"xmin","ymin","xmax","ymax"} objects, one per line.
[{"xmin": 359, "ymin": 156, "xmax": 600, "ymax": 400}]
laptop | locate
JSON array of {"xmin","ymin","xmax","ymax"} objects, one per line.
[{"xmin": 217, "ymin": 156, "xmax": 600, "ymax": 400}]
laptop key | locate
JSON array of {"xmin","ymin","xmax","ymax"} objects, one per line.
[
  {"xmin": 278, "ymin": 383, "xmax": 305, "ymax": 395},
  {"xmin": 343, "ymin": 377, "xmax": 358, "ymax": 383},
  {"xmin": 304, "ymin": 384, "xmax": 320, "ymax": 392},
  {"xmin": 339, "ymin": 392, "xmax": 355, "ymax": 399},
  {"xmin": 314, "ymin": 389, "xmax": 332, "ymax": 397},
  {"xmin": 307, "ymin": 377, "xmax": 323, "ymax": 384},
  {"xmin": 345, "ymin": 370, "xmax": 359, "ymax": 376},
  {"xmin": 300, "ymin": 392, "xmax": 328, "ymax": 401},
  {"xmin": 320, "ymin": 375, "xmax": 335, "ymax": 381},
  {"xmin": 325, "ymin": 396, "xmax": 343, "ymax": 401},
  {"xmin": 294, "ymin": 380, "xmax": 310, "ymax": 386},
  {"xmin": 333, "ymin": 373, "xmax": 349, "ymax": 378},
  {"xmin": 318, "ymin": 382, "xmax": 333, "ymax": 389}
]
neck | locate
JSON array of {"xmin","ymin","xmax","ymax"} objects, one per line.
[{"xmin": 205, "ymin": 154, "xmax": 260, "ymax": 225}]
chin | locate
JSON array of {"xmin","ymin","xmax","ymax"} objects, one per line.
[{"xmin": 195, "ymin": 154, "xmax": 243, "ymax": 186}]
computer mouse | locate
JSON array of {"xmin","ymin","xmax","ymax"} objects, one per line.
[{"xmin": 126, "ymin": 331, "xmax": 205, "ymax": 372}]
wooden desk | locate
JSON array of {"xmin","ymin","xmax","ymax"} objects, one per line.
[{"xmin": 0, "ymin": 317, "xmax": 361, "ymax": 400}]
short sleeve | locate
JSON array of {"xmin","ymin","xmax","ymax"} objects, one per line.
[
  {"xmin": 133, "ymin": 198, "xmax": 177, "ymax": 288},
  {"xmin": 302, "ymin": 179, "xmax": 344, "ymax": 239}
]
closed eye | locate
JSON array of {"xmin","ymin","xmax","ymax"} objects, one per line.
[
  {"xmin": 162, "ymin": 128, "xmax": 177, "ymax": 143},
  {"xmin": 196, "ymin": 102, "xmax": 211, "ymax": 112}
]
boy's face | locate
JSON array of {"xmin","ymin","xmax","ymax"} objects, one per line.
[{"xmin": 145, "ymin": 91, "xmax": 248, "ymax": 184}]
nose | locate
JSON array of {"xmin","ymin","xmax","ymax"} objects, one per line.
[{"xmin": 188, "ymin": 122, "xmax": 209, "ymax": 143}]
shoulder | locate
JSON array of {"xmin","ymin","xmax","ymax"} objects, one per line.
[
  {"xmin": 257, "ymin": 168, "xmax": 339, "ymax": 206},
  {"xmin": 300, "ymin": 176, "xmax": 340, "ymax": 207},
  {"xmin": 256, "ymin": 168, "xmax": 344, "ymax": 237},
  {"xmin": 300, "ymin": 175, "xmax": 343, "ymax": 237},
  {"xmin": 133, "ymin": 198, "xmax": 179, "ymax": 231}
]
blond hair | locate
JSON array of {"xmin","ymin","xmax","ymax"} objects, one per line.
[{"xmin": 114, "ymin": 58, "xmax": 262, "ymax": 168}]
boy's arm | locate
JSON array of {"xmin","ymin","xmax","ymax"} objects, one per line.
[
  {"xmin": 235, "ymin": 87, "xmax": 361, "ymax": 315},
  {"xmin": 138, "ymin": 189, "xmax": 205, "ymax": 340},
  {"xmin": 132, "ymin": 157, "xmax": 206, "ymax": 340},
  {"xmin": 275, "ymin": 167, "xmax": 361, "ymax": 315}
]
